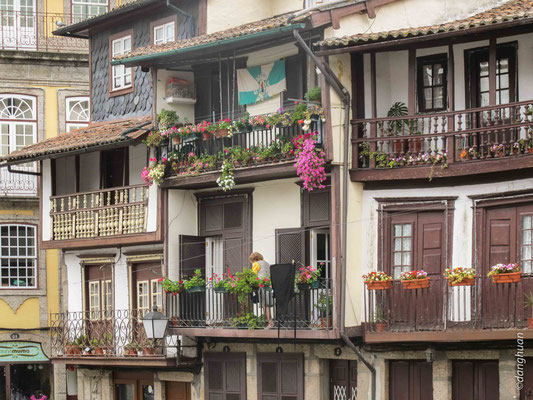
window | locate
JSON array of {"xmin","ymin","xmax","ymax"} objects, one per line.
[
  {"xmin": 110, "ymin": 33, "xmax": 132, "ymax": 92},
  {"xmin": 131, "ymin": 262, "xmax": 162, "ymax": 316},
  {"xmin": 72, "ymin": 0, "xmax": 108, "ymax": 22},
  {"xmin": 84, "ymin": 264, "xmax": 113, "ymax": 319},
  {"xmin": 0, "ymin": 224, "xmax": 36, "ymax": 288},
  {"xmin": 103, "ymin": 279, "xmax": 112, "ymax": 317},
  {"xmin": 392, "ymin": 223, "xmax": 413, "ymax": 279},
  {"xmin": 205, "ymin": 353, "xmax": 247, "ymax": 399},
  {"xmin": 151, "ymin": 279, "xmax": 162, "ymax": 310},
  {"xmin": 417, "ymin": 54, "xmax": 447, "ymax": 112},
  {"xmin": 0, "ymin": 94, "xmax": 36, "ymax": 156},
  {"xmin": 154, "ymin": 22, "xmax": 175, "ymax": 45},
  {"xmin": 137, "ymin": 280, "xmax": 149, "ymax": 316},
  {"xmin": 0, "ymin": 0, "xmax": 36, "ymax": 50},
  {"xmin": 89, "ymin": 281, "xmax": 100, "ymax": 319},
  {"xmin": 66, "ymin": 97, "xmax": 90, "ymax": 132}
]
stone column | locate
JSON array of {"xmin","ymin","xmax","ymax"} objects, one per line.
[
  {"xmin": 154, "ymin": 376, "xmax": 166, "ymax": 400},
  {"xmin": 433, "ymin": 353, "xmax": 451, "ymax": 400},
  {"xmin": 500, "ymin": 349, "xmax": 520, "ymax": 399},
  {"xmin": 53, "ymin": 364, "xmax": 67, "ymax": 400}
]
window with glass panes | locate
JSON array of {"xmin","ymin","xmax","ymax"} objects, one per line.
[
  {"xmin": 392, "ymin": 223, "xmax": 413, "ymax": 279},
  {"xmin": 103, "ymin": 279, "xmax": 112, "ymax": 317},
  {"xmin": 522, "ymin": 215, "xmax": 533, "ymax": 273},
  {"xmin": 111, "ymin": 35, "xmax": 132, "ymax": 91},
  {"xmin": 417, "ymin": 54, "xmax": 447, "ymax": 112},
  {"xmin": 0, "ymin": 224, "xmax": 36, "ymax": 288},
  {"xmin": 71, "ymin": 0, "xmax": 107, "ymax": 22},
  {"xmin": 0, "ymin": 94, "xmax": 36, "ymax": 157},
  {"xmin": 151, "ymin": 279, "xmax": 162, "ymax": 310},
  {"xmin": 66, "ymin": 97, "xmax": 89, "ymax": 132},
  {"xmin": 89, "ymin": 281, "xmax": 100, "ymax": 319},
  {"xmin": 154, "ymin": 21, "xmax": 175, "ymax": 45},
  {"xmin": 137, "ymin": 280, "xmax": 149, "ymax": 317}
]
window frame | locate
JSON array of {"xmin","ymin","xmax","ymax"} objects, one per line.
[
  {"xmin": 0, "ymin": 94, "xmax": 37, "ymax": 157},
  {"xmin": 416, "ymin": 53, "xmax": 448, "ymax": 113},
  {"xmin": 0, "ymin": 223, "xmax": 38, "ymax": 289},
  {"xmin": 108, "ymin": 30, "xmax": 134, "ymax": 97},
  {"xmin": 65, "ymin": 96, "xmax": 90, "ymax": 132},
  {"xmin": 150, "ymin": 15, "xmax": 178, "ymax": 45},
  {"xmin": 71, "ymin": 0, "xmax": 108, "ymax": 21}
]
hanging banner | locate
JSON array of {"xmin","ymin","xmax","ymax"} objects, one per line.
[
  {"xmin": 0, "ymin": 341, "xmax": 49, "ymax": 362},
  {"xmin": 237, "ymin": 59, "xmax": 286, "ymax": 105}
]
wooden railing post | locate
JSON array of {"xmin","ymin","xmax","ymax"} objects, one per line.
[{"xmin": 446, "ymin": 115, "xmax": 455, "ymax": 164}]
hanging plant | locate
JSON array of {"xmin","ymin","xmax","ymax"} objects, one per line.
[
  {"xmin": 216, "ymin": 160, "xmax": 235, "ymax": 191},
  {"xmin": 293, "ymin": 132, "xmax": 326, "ymax": 191}
]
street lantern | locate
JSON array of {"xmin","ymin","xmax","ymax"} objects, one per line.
[{"xmin": 142, "ymin": 307, "xmax": 168, "ymax": 339}]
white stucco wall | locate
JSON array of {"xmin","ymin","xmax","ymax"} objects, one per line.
[
  {"xmin": 42, "ymin": 159, "xmax": 52, "ymax": 241},
  {"xmin": 156, "ymin": 69, "xmax": 195, "ymax": 123},
  {"xmin": 327, "ymin": 0, "xmax": 510, "ymax": 38}
]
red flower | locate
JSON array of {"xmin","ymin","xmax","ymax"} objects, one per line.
[
  {"xmin": 298, "ymin": 119, "xmax": 304, "ymax": 125},
  {"xmin": 157, "ymin": 277, "xmax": 164, "ymax": 282}
]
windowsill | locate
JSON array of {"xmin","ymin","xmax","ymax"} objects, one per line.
[
  {"xmin": 0, "ymin": 288, "xmax": 46, "ymax": 296},
  {"xmin": 109, "ymin": 86, "xmax": 134, "ymax": 98}
]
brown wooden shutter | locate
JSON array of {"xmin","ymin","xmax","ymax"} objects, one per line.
[
  {"xmin": 389, "ymin": 360, "xmax": 433, "ymax": 400},
  {"xmin": 520, "ymin": 357, "xmax": 533, "ymax": 400},
  {"xmin": 416, "ymin": 211, "xmax": 445, "ymax": 276},
  {"xmin": 485, "ymin": 207, "xmax": 516, "ymax": 273},
  {"xmin": 452, "ymin": 360, "xmax": 499, "ymax": 400},
  {"xmin": 257, "ymin": 353, "xmax": 304, "ymax": 400},
  {"xmin": 276, "ymin": 228, "xmax": 305, "ymax": 265},
  {"xmin": 166, "ymin": 381, "xmax": 190, "ymax": 400},
  {"xmin": 205, "ymin": 352, "xmax": 246, "ymax": 399},
  {"xmin": 329, "ymin": 360, "xmax": 358, "ymax": 400},
  {"xmin": 179, "ymin": 235, "xmax": 206, "ymax": 278},
  {"xmin": 303, "ymin": 187, "xmax": 331, "ymax": 228},
  {"xmin": 284, "ymin": 54, "xmax": 306, "ymax": 102}
]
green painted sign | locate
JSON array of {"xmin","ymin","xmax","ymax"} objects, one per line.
[{"xmin": 0, "ymin": 341, "xmax": 49, "ymax": 362}]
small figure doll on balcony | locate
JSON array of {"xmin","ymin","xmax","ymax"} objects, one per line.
[{"xmin": 250, "ymin": 252, "xmax": 274, "ymax": 327}]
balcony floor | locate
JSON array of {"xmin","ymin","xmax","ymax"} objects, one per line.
[
  {"xmin": 364, "ymin": 328, "xmax": 533, "ymax": 343},
  {"xmin": 50, "ymin": 355, "xmax": 179, "ymax": 366},
  {"xmin": 169, "ymin": 326, "xmax": 339, "ymax": 340}
]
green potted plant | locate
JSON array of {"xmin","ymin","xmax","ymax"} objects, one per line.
[
  {"xmin": 363, "ymin": 271, "xmax": 393, "ymax": 290},
  {"xmin": 251, "ymin": 114, "xmax": 267, "ymax": 130},
  {"xmin": 183, "ymin": 269, "xmax": 206, "ymax": 292},
  {"xmin": 317, "ymin": 293, "xmax": 332, "ymax": 328},
  {"xmin": 160, "ymin": 277, "xmax": 183, "ymax": 296},
  {"xmin": 123, "ymin": 341, "xmax": 139, "ymax": 357},
  {"xmin": 400, "ymin": 270, "xmax": 430, "ymax": 290},
  {"xmin": 231, "ymin": 313, "xmax": 268, "ymax": 330},
  {"xmin": 375, "ymin": 305, "xmax": 388, "ymax": 333},
  {"xmin": 211, "ymin": 273, "xmax": 228, "ymax": 293},
  {"xmin": 90, "ymin": 338, "xmax": 104, "ymax": 356},
  {"xmin": 296, "ymin": 265, "xmax": 321, "ymax": 290},
  {"xmin": 143, "ymin": 339, "xmax": 156, "ymax": 356},
  {"xmin": 215, "ymin": 118, "xmax": 232, "ymax": 138},
  {"xmin": 444, "ymin": 267, "xmax": 475, "ymax": 286},
  {"xmin": 304, "ymin": 86, "xmax": 321, "ymax": 103},
  {"xmin": 488, "ymin": 263, "xmax": 521, "ymax": 283},
  {"xmin": 157, "ymin": 109, "xmax": 179, "ymax": 131},
  {"xmin": 66, "ymin": 336, "xmax": 84, "ymax": 356},
  {"xmin": 386, "ymin": 102, "xmax": 409, "ymax": 154}
]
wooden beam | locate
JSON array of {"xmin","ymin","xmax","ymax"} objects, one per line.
[
  {"xmin": 448, "ymin": 44, "xmax": 455, "ymax": 111},
  {"xmin": 364, "ymin": 328, "xmax": 533, "ymax": 343},
  {"xmin": 489, "ymin": 37, "xmax": 497, "ymax": 106},
  {"xmin": 370, "ymin": 53, "xmax": 377, "ymax": 119},
  {"xmin": 408, "ymin": 49, "xmax": 416, "ymax": 114},
  {"xmin": 365, "ymin": 1, "xmax": 376, "ymax": 19}
]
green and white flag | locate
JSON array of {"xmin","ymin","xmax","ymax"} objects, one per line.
[{"xmin": 237, "ymin": 59, "xmax": 286, "ymax": 105}]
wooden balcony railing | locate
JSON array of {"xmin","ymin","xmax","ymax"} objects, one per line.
[
  {"xmin": 352, "ymin": 101, "xmax": 533, "ymax": 175},
  {"xmin": 0, "ymin": 11, "xmax": 89, "ymax": 52},
  {"xmin": 50, "ymin": 184, "xmax": 149, "ymax": 240},
  {"xmin": 0, "ymin": 162, "xmax": 37, "ymax": 196},
  {"xmin": 49, "ymin": 309, "xmax": 179, "ymax": 359},
  {"xmin": 364, "ymin": 275, "xmax": 533, "ymax": 333},
  {"xmin": 167, "ymin": 278, "xmax": 333, "ymax": 331}
]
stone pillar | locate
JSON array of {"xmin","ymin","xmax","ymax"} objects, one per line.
[
  {"xmin": 500, "ymin": 349, "xmax": 520, "ymax": 399},
  {"xmin": 433, "ymin": 353, "xmax": 451, "ymax": 400},
  {"xmin": 53, "ymin": 364, "xmax": 67, "ymax": 400},
  {"xmin": 304, "ymin": 348, "xmax": 322, "ymax": 400},
  {"xmin": 154, "ymin": 376, "xmax": 166, "ymax": 400},
  {"xmin": 76, "ymin": 369, "xmax": 113, "ymax": 400}
]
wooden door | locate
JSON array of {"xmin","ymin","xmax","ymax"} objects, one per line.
[
  {"xmin": 329, "ymin": 360, "xmax": 357, "ymax": 400},
  {"xmin": 257, "ymin": 353, "xmax": 304, "ymax": 400},
  {"xmin": 166, "ymin": 382, "xmax": 190, "ymax": 400},
  {"xmin": 452, "ymin": 360, "xmax": 499, "ymax": 400},
  {"xmin": 520, "ymin": 357, "xmax": 533, "ymax": 400},
  {"xmin": 205, "ymin": 353, "xmax": 246, "ymax": 400},
  {"xmin": 84, "ymin": 264, "xmax": 113, "ymax": 341},
  {"xmin": 389, "ymin": 360, "xmax": 433, "ymax": 400},
  {"xmin": 131, "ymin": 262, "xmax": 162, "ymax": 345},
  {"xmin": 101, "ymin": 148, "xmax": 128, "ymax": 189}
]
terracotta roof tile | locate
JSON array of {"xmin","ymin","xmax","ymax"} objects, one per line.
[
  {"xmin": 115, "ymin": 13, "xmax": 296, "ymax": 61},
  {"xmin": 318, "ymin": 0, "xmax": 533, "ymax": 48},
  {"xmin": 1, "ymin": 115, "xmax": 152, "ymax": 164}
]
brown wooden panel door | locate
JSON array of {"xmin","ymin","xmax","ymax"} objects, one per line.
[
  {"xmin": 166, "ymin": 381, "xmax": 190, "ymax": 400},
  {"xmin": 257, "ymin": 353, "xmax": 304, "ymax": 400},
  {"xmin": 329, "ymin": 360, "xmax": 357, "ymax": 400},
  {"xmin": 84, "ymin": 264, "xmax": 113, "ymax": 341},
  {"xmin": 179, "ymin": 234, "xmax": 206, "ymax": 278},
  {"xmin": 452, "ymin": 360, "xmax": 499, "ymax": 400},
  {"xmin": 205, "ymin": 352, "xmax": 246, "ymax": 400},
  {"xmin": 389, "ymin": 360, "xmax": 433, "ymax": 400},
  {"xmin": 520, "ymin": 357, "xmax": 533, "ymax": 400}
]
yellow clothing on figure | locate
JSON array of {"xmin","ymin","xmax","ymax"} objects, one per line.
[{"xmin": 252, "ymin": 262, "xmax": 261, "ymax": 275}]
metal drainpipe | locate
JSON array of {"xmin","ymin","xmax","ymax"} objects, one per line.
[{"xmin": 292, "ymin": 28, "xmax": 376, "ymax": 400}]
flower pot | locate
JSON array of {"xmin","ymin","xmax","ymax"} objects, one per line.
[
  {"xmin": 375, "ymin": 322, "xmax": 387, "ymax": 333},
  {"xmin": 143, "ymin": 347, "xmax": 155, "ymax": 356},
  {"xmin": 298, "ymin": 281, "xmax": 320, "ymax": 291},
  {"xmin": 66, "ymin": 345, "xmax": 81, "ymax": 356},
  {"xmin": 319, "ymin": 315, "xmax": 332, "ymax": 329},
  {"xmin": 186, "ymin": 285, "xmax": 206, "ymax": 293},
  {"xmin": 528, "ymin": 318, "xmax": 533, "ymax": 329},
  {"xmin": 528, "ymin": 148, "xmax": 533, "ymax": 154},
  {"xmin": 202, "ymin": 132, "xmax": 212, "ymax": 141},
  {"xmin": 448, "ymin": 277, "xmax": 475, "ymax": 287},
  {"xmin": 214, "ymin": 287, "xmax": 227, "ymax": 293},
  {"xmin": 172, "ymin": 136, "xmax": 181, "ymax": 145},
  {"xmin": 124, "ymin": 348, "xmax": 137, "ymax": 357},
  {"xmin": 401, "ymin": 278, "xmax": 430, "ymax": 290},
  {"xmin": 491, "ymin": 272, "xmax": 522, "ymax": 284},
  {"xmin": 365, "ymin": 281, "xmax": 392, "ymax": 290},
  {"xmin": 95, "ymin": 347, "xmax": 104, "ymax": 356},
  {"xmin": 171, "ymin": 316, "xmax": 179, "ymax": 326},
  {"xmin": 497, "ymin": 151, "xmax": 505, "ymax": 158},
  {"xmin": 253, "ymin": 124, "xmax": 267, "ymax": 131},
  {"xmin": 214, "ymin": 129, "xmax": 230, "ymax": 138}
]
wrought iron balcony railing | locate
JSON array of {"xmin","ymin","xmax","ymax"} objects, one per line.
[
  {"xmin": 166, "ymin": 279, "xmax": 333, "ymax": 331},
  {"xmin": 364, "ymin": 275, "xmax": 533, "ymax": 333},
  {"xmin": 0, "ymin": 11, "xmax": 88, "ymax": 52},
  {"xmin": 49, "ymin": 184, "xmax": 149, "ymax": 240},
  {"xmin": 0, "ymin": 162, "xmax": 37, "ymax": 196}
]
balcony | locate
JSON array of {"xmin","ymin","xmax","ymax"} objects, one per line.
[
  {"xmin": 0, "ymin": 163, "xmax": 37, "ymax": 196},
  {"xmin": 49, "ymin": 309, "xmax": 186, "ymax": 367},
  {"xmin": 351, "ymin": 101, "xmax": 533, "ymax": 182},
  {"xmin": 363, "ymin": 276, "xmax": 533, "ymax": 343},
  {"xmin": 160, "ymin": 120, "xmax": 324, "ymax": 189},
  {"xmin": 0, "ymin": 11, "xmax": 88, "ymax": 53},
  {"xmin": 166, "ymin": 279, "xmax": 336, "ymax": 339}
]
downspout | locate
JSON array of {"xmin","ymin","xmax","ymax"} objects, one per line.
[
  {"xmin": 293, "ymin": 28, "xmax": 376, "ymax": 400},
  {"xmin": 7, "ymin": 164, "xmax": 41, "ymax": 176},
  {"xmin": 166, "ymin": 0, "xmax": 195, "ymax": 37}
]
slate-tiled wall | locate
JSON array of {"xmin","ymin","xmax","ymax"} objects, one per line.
[{"xmin": 90, "ymin": 4, "xmax": 197, "ymax": 122}]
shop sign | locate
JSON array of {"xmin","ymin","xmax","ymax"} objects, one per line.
[{"xmin": 0, "ymin": 341, "xmax": 49, "ymax": 362}]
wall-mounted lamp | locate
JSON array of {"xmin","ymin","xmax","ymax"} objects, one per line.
[
  {"xmin": 425, "ymin": 347, "xmax": 436, "ymax": 363},
  {"xmin": 334, "ymin": 347, "xmax": 342, "ymax": 357}
]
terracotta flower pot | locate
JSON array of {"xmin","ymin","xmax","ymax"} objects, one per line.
[
  {"xmin": 319, "ymin": 316, "xmax": 332, "ymax": 329},
  {"xmin": 95, "ymin": 347, "xmax": 104, "ymax": 356},
  {"xmin": 365, "ymin": 280, "xmax": 392, "ymax": 290},
  {"xmin": 375, "ymin": 323, "xmax": 387, "ymax": 333},
  {"xmin": 66, "ymin": 345, "xmax": 81, "ymax": 355},
  {"xmin": 401, "ymin": 278, "xmax": 430, "ymax": 290},
  {"xmin": 528, "ymin": 318, "xmax": 533, "ymax": 329},
  {"xmin": 448, "ymin": 277, "xmax": 475, "ymax": 287},
  {"xmin": 124, "ymin": 348, "xmax": 137, "ymax": 357},
  {"xmin": 202, "ymin": 132, "xmax": 212, "ymax": 141},
  {"xmin": 171, "ymin": 316, "xmax": 179, "ymax": 326},
  {"xmin": 491, "ymin": 272, "xmax": 522, "ymax": 284},
  {"xmin": 172, "ymin": 136, "xmax": 181, "ymax": 145},
  {"xmin": 143, "ymin": 347, "xmax": 155, "ymax": 356},
  {"xmin": 214, "ymin": 129, "xmax": 230, "ymax": 138},
  {"xmin": 528, "ymin": 148, "xmax": 533, "ymax": 154}
]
